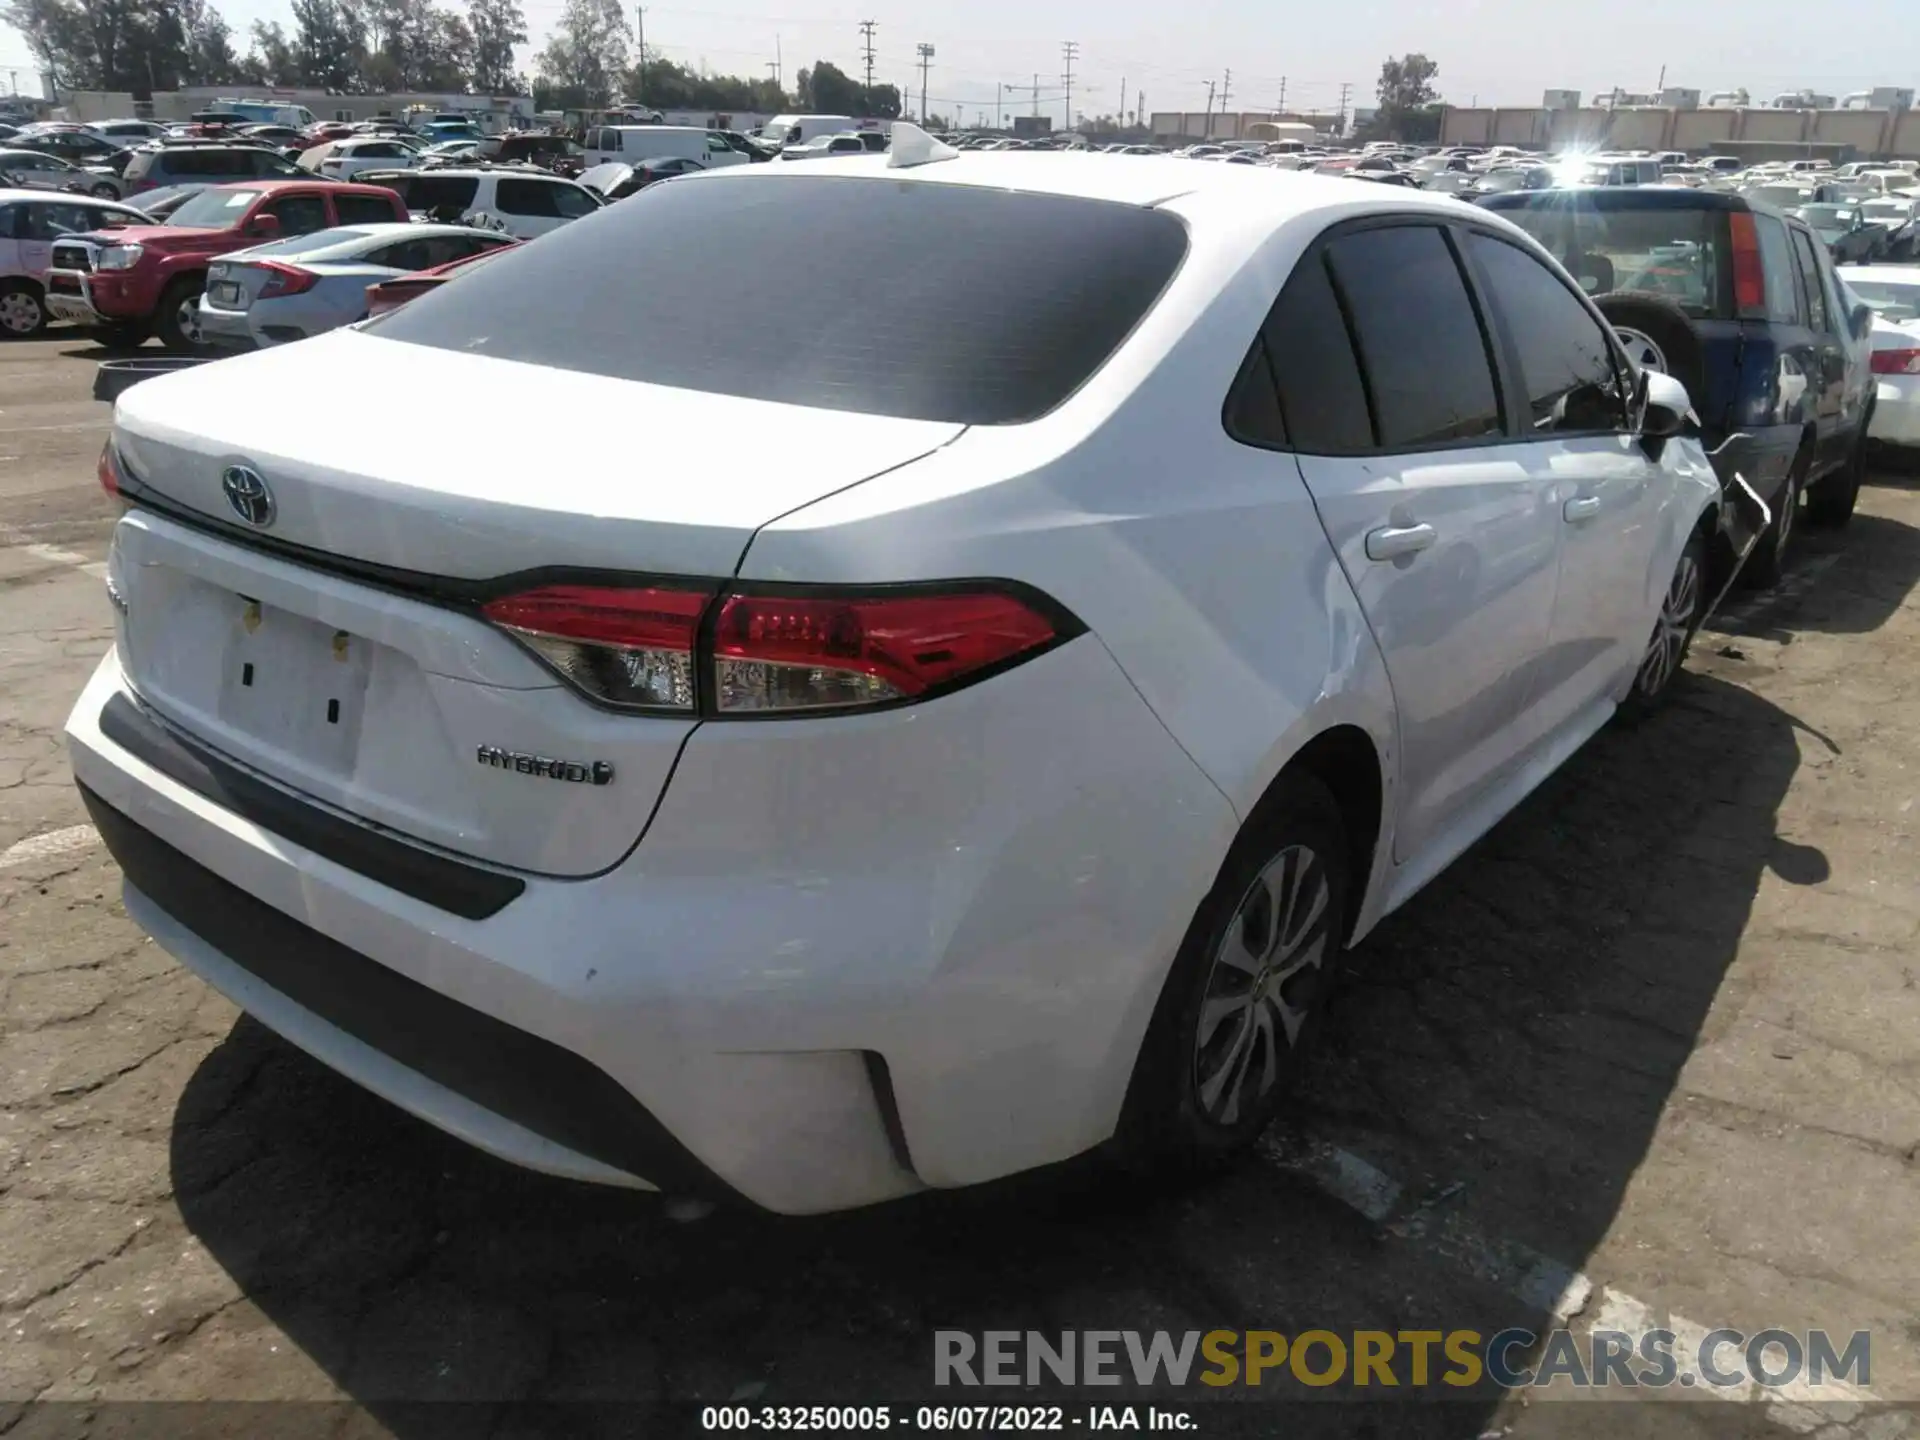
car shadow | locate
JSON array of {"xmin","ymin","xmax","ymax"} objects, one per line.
[
  {"xmin": 167, "ymin": 635, "xmax": 1832, "ymax": 1434},
  {"xmin": 1710, "ymin": 507, "xmax": 1920, "ymax": 640}
]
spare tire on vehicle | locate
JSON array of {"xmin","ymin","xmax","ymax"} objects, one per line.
[{"xmin": 1594, "ymin": 292, "xmax": 1709, "ymax": 421}]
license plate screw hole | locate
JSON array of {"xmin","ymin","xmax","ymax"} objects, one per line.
[
  {"xmin": 326, "ymin": 699, "xmax": 340, "ymax": 725},
  {"xmin": 241, "ymin": 663, "xmax": 253, "ymax": 688}
]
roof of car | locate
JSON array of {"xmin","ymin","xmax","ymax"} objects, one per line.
[
  {"xmin": 684, "ymin": 148, "xmax": 1492, "ymax": 221},
  {"xmin": 0, "ymin": 186, "xmax": 132, "ymax": 205},
  {"xmin": 1480, "ymin": 185, "xmax": 1758, "ymax": 213}
]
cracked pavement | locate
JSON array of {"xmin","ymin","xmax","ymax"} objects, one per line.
[{"xmin": 2, "ymin": 333, "xmax": 1919, "ymax": 1437}]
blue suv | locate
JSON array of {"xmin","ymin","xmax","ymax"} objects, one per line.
[{"xmin": 1482, "ymin": 186, "xmax": 1874, "ymax": 587}]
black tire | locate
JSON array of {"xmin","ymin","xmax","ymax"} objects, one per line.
[
  {"xmin": 1593, "ymin": 292, "xmax": 1708, "ymax": 413},
  {"xmin": 1618, "ymin": 528, "xmax": 1707, "ymax": 723},
  {"xmin": 1742, "ymin": 445, "xmax": 1807, "ymax": 589},
  {"xmin": 155, "ymin": 276, "xmax": 206, "ymax": 353},
  {"xmin": 1805, "ymin": 414, "xmax": 1868, "ymax": 528},
  {"xmin": 89, "ymin": 182, "xmax": 118, "ymax": 200},
  {"xmin": 89, "ymin": 321, "xmax": 148, "ymax": 350},
  {"xmin": 1117, "ymin": 773, "xmax": 1352, "ymax": 1173},
  {"xmin": 0, "ymin": 279, "xmax": 46, "ymax": 338}
]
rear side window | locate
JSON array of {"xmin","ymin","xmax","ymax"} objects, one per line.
[
  {"xmin": 1463, "ymin": 231, "xmax": 1627, "ymax": 433},
  {"xmin": 1752, "ymin": 213, "xmax": 1802, "ymax": 325},
  {"xmin": 262, "ymin": 193, "xmax": 329, "ymax": 235},
  {"xmin": 403, "ymin": 174, "xmax": 480, "ymax": 212},
  {"xmin": 334, "ymin": 193, "xmax": 399, "ymax": 225},
  {"xmin": 1790, "ymin": 229, "xmax": 1829, "ymax": 331},
  {"xmin": 1324, "ymin": 225, "xmax": 1503, "ymax": 448},
  {"xmin": 370, "ymin": 176, "xmax": 1189, "ymax": 425},
  {"xmin": 1263, "ymin": 254, "xmax": 1374, "ymax": 452},
  {"xmin": 496, "ymin": 178, "xmax": 560, "ymax": 217}
]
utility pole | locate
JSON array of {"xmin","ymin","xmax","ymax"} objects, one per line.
[
  {"xmin": 634, "ymin": 6, "xmax": 646, "ymax": 103},
  {"xmin": 1656, "ymin": 63, "xmax": 1666, "ymax": 95},
  {"xmin": 1137, "ymin": 90, "xmax": 1145, "ymax": 131},
  {"xmin": 1031, "ymin": 72, "xmax": 1039, "ymax": 118},
  {"xmin": 1337, "ymin": 80, "xmax": 1353, "ymax": 133},
  {"xmin": 1277, "ymin": 76, "xmax": 1286, "ymax": 115},
  {"xmin": 1203, "ymin": 78, "xmax": 1215, "ymax": 137},
  {"xmin": 1061, "ymin": 40, "xmax": 1079, "ymax": 133},
  {"xmin": 769, "ymin": 34, "xmax": 780, "ymax": 93},
  {"xmin": 916, "ymin": 43, "xmax": 934, "ymax": 123},
  {"xmin": 858, "ymin": 20, "xmax": 877, "ymax": 91}
]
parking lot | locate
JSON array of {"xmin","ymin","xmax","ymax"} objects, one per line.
[{"xmin": 2, "ymin": 328, "xmax": 1919, "ymax": 1437}]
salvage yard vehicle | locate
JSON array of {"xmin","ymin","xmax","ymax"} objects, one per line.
[
  {"xmin": 350, "ymin": 166, "xmax": 602, "ymax": 238},
  {"xmin": 362, "ymin": 241, "xmax": 517, "ymax": 316},
  {"xmin": 1484, "ymin": 186, "xmax": 1876, "ymax": 580},
  {"xmin": 197, "ymin": 222, "xmax": 518, "ymax": 349},
  {"xmin": 41, "ymin": 179, "xmax": 408, "ymax": 350},
  {"xmin": 1795, "ymin": 202, "xmax": 1887, "ymax": 264},
  {"xmin": 0, "ymin": 189, "xmax": 151, "ymax": 336},
  {"xmin": 0, "ymin": 147, "xmax": 124, "ymax": 199},
  {"xmin": 70, "ymin": 130, "xmax": 1750, "ymax": 1216},
  {"xmin": 1837, "ymin": 265, "xmax": 1920, "ymax": 455},
  {"xmin": 1858, "ymin": 197, "xmax": 1920, "ymax": 260}
]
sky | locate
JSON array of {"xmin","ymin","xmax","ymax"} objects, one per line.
[{"xmin": 3, "ymin": 0, "xmax": 1917, "ymax": 125}]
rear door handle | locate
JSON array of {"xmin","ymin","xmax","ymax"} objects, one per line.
[
  {"xmin": 1364, "ymin": 522, "xmax": 1437, "ymax": 561},
  {"xmin": 1563, "ymin": 495, "xmax": 1603, "ymax": 523}
]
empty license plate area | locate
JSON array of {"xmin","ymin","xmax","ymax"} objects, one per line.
[
  {"xmin": 210, "ymin": 282, "xmax": 243, "ymax": 308},
  {"xmin": 219, "ymin": 597, "xmax": 372, "ymax": 772}
]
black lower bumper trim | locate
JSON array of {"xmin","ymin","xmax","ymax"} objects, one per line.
[
  {"xmin": 79, "ymin": 782, "xmax": 734, "ymax": 1202},
  {"xmin": 99, "ymin": 693, "xmax": 523, "ymax": 920}
]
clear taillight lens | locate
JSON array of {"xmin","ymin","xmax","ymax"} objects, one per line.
[
  {"xmin": 480, "ymin": 584, "xmax": 712, "ymax": 711},
  {"xmin": 480, "ymin": 581, "xmax": 1074, "ymax": 716}
]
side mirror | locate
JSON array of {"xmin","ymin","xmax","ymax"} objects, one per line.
[
  {"xmin": 247, "ymin": 212, "xmax": 280, "ymax": 238},
  {"xmin": 1638, "ymin": 368, "xmax": 1691, "ymax": 440}
]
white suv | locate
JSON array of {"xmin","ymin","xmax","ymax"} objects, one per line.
[
  {"xmin": 352, "ymin": 166, "xmax": 602, "ymax": 238},
  {"xmin": 0, "ymin": 187, "xmax": 149, "ymax": 335},
  {"xmin": 315, "ymin": 137, "xmax": 422, "ymax": 180}
]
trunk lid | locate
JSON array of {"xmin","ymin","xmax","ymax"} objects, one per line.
[{"xmin": 108, "ymin": 329, "xmax": 962, "ymax": 876}]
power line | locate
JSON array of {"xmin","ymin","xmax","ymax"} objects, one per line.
[
  {"xmin": 1061, "ymin": 39, "xmax": 1078, "ymax": 132},
  {"xmin": 857, "ymin": 19, "xmax": 877, "ymax": 90}
]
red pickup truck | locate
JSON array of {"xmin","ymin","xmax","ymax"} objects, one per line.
[{"xmin": 42, "ymin": 179, "xmax": 407, "ymax": 350}]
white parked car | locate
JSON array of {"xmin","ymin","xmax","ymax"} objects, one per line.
[
  {"xmin": 315, "ymin": 137, "xmax": 422, "ymax": 180},
  {"xmin": 70, "ymin": 132, "xmax": 1729, "ymax": 1216},
  {"xmin": 197, "ymin": 222, "xmax": 517, "ymax": 349},
  {"xmin": 0, "ymin": 188, "xmax": 150, "ymax": 335},
  {"xmin": 350, "ymin": 167, "xmax": 602, "ymax": 238},
  {"xmin": 1838, "ymin": 265, "xmax": 1920, "ymax": 451}
]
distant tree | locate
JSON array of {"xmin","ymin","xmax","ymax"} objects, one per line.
[
  {"xmin": 467, "ymin": 0, "xmax": 527, "ymax": 93},
  {"xmin": 534, "ymin": 0, "xmax": 628, "ymax": 107},
  {"xmin": 1371, "ymin": 52, "xmax": 1442, "ymax": 141},
  {"xmin": 246, "ymin": 19, "xmax": 297, "ymax": 84},
  {"xmin": 801, "ymin": 58, "xmax": 859, "ymax": 114},
  {"xmin": 290, "ymin": 0, "xmax": 364, "ymax": 89},
  {"xmin": 858, "ymin": 81, "xmax": 899, "ymax": 119}
]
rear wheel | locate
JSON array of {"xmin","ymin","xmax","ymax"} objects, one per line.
[
  {"xmin": 156, "ymin": 276, "xmax": 206, "ymax": 353},
  {"xmin": 0, "ymin": 280, "xmax": 46, "ymax": 338},
  {"xmin": 1742, "ymin": 448, "xmax": 1806, "ymax": 589},
  {"xmin": 1806, "ymin": 416, "xmax": 1869, "ymax": 528},
  {"xmin": 1118, "ymin": 774, "xmax": 1351, "ymax": 1172},
  {"xmin": 1619, "ymin": 529, "xmax": 1706, "ymax": 722}
]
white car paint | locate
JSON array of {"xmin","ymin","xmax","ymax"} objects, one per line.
[
  {"xmin": 1838, "ymin": 264, "xmax": 1920, "ymax": 447},
  {"xmin": 0, "ymin": 188, "xmax": 149, "ymax": 334},
  {"xmin": 68, "ymin": 144, "xmax": 1722, "ymax": 1213},
  {"xmin": 316, "ymin": 137, "xmax": 421, "ymax": 180},
  {"xmin": 578, "ymin": 124, "xmax": 749, "ymax": 170}
]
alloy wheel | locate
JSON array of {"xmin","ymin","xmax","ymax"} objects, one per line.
[
  {"xmin": 1192, "ymin": 843, "xmax": 1332, "ymax": 1127},
  {"xmin": 1638, "ymin": 547, "xmax": 1701, "ymax": 695},
  {"xmin": 1613, "ymin": 326, "xmax": 1667, "ymax": 374},
  {"xmin": 177, "ymin": 297, "xmax": 202, "ymax": 347},
  {"xmin": 0, "ymin": 290, "xmax": 42, "ymax": 335}
]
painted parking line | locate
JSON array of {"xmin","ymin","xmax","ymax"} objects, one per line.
[
  {"xmin": 0, "ymin": 825, "xmax": 99, "ymax": 871},
  {"xmin": 0, "ymin": 521, "xmax": 108, "ymax": 580},
  {"xmin": 1259, "ymin": 1133, "xmax": 1885, "ymax": 1424}
]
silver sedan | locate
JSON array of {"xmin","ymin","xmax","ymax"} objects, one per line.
[{"xmin": 197, "ymin": 222, "xmax": 515, "ymax": 349}]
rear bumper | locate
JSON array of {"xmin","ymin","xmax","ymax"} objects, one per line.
[
  {"xmin": 1870, "ymin": 375, "xmax": 1920, "ymax": 447},
  {"xmin": 195, "ymin": 301, "xmax": 256, "ymax": 350},
  {"xmin": 67, "ymin": 635, "xmax": 1236, "ymax": 1213}
]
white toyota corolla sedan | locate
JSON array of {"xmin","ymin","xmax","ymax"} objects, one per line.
[{"xmin": 68, "ymin": 128, "xmax": 1727, "ymax": 1214}]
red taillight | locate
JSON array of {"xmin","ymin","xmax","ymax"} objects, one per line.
[
  {"xmin": 254, "ymin": 261, "xmax": 318, "ymax": 298},
  {"xmin": 711, "ymin": 589, "xmax": 1061, "ymax": 712},
  {"xmin": 1729, "ymin": 212, "xmax": 1766, "ymax": 315},
  {"xmin": 1872, "ymin": 347, "xmax": 1920, "ymax": 375},
  {"xmin": 129, "ymin": 179, "xmax": 155, "ymax": 193},
  {"xmin": 481, "ymin": 582, "xmax": 1072, "ymax": 715},
  {"xmin": 97, "ymin": 441, "xmax": 121, "ymax": 498}
]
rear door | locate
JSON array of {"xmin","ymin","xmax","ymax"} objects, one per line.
[
  {"xmin": 1459, "ymin": 226, "xmax": 1658, "ymax": 728},
  {"xmin": 258, "ymin": 189, "xmax": 330, "ymax": 237},
  {"xmin": 1789, "ymin": 224, "xmax": 1850, "ymax": 468},
  {"xmin": 1270, "ymin": 220, "xmax": 1563, "ymax": 864}
]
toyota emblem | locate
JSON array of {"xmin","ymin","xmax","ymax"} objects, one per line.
[{"xmin": 220, "ymin": 465, "xmax": 275, "ymax": 528}]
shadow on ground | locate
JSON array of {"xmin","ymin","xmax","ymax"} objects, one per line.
[{"xmin": 163, "ymin": 521, "xmax": 1897, "ymax": 1437}]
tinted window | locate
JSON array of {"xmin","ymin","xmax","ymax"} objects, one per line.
[
  {"xmin": 372, "ymin": 176, "xmax": 1189, "ymax": 425},
  {"xmin": 1464, "ymin": 232, "xmax": 1627, "ymax": 433},
  {"xmin": 1791, "ymin": 228, "xmax": 1828, "ymax": 330},
  {"xmin": 1811, "ymin": 242, "xmax": 1847, "ymax": 336},
  {"xmin": 1324, "ymin": 225, "xmax": 1502, "ymax": 448},
  {"xmin": 1222, "ymin": 338, "xmax": 1286, "ymax": 447},
  {"xmin": 0, "ymin": 203, "xmax": 17, "ymax": 239},
  {"xmin": 263, "ymin": 193, "xmax": 329, "ymax": 234},
  {"xmin": 1752, "ymin": 213, "xmax": 1802, "ymax": 325},
  {"xmin": 334, "ymin": 192, "xmax": 399, "ymax": 225},
  {"xmin": 397, "ymin": 174, "xmax": 480, "ymax": 212},
  {"xmin": 20, "ymin": 201, "xmax": 126, "ymax": 240},
  {"xmin": 550, "ymin": 183, "xmax": 598, "ymax": 218},
  {"xmin": 496, "ymin": 178, "xmax": 560, "ymax": 217},
  {"xmin": 1263, "ymin": 253, "xmax": 1373, "ymax": 452}
]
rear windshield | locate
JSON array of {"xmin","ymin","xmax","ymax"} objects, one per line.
[
  {"xmin": 1482, "ymin": 196, "xmax": 1729, "ymax": 318},
  {"xmin": 368, "ymin": 174, "xmax": 1189, "ymax": 424}
]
